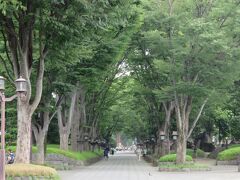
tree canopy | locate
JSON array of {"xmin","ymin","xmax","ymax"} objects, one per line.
[{"xmin": 1, "ymin": 0, "xmax": 240, "ymax": 165}]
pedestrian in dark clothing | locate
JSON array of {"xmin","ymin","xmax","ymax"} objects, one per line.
[
  {"xmin": 104, "ymin": 147, "xmax": 110, "ymax": 160},
  {"xmin": 110, "ymin": 148, "xmax": 114, "ymax": 155}
]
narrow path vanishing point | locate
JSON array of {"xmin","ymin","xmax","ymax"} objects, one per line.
[{"xmin": 58, "ymin": 151, "xmax": 240, "ymax": 180}]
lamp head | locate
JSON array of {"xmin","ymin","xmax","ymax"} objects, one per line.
[
  {"xmin": 172, "ymin": 131, "xmax": 178, "ymax": 140},
  {"xmin": 160, "ymin": 131, "xmax": 165, "ymax": 140},
  {"xmin": 84, "ymin": 134, "xmax": 89, "ymax": 141},
  {"xmin": 16, "ymin": 76, "xmax": 27, "ymax": 93}
]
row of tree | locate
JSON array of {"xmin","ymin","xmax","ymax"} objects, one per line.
[
  {"xmin": 118, "ymin": 0, "xmax": 240, "ymax": 164},
  {"xmin": 1, "ymin": 0, "xmax": 240, "ymax": 166},
  {"xmin": 0, "ymin": 0, "xmax": 143, "ymax": 164}
]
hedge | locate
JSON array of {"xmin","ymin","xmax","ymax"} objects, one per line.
[
  {"xmin": 187, "ymin": 148, "xmax": 205, "ymax": 158},
  {"xmin": 159, "ymin": 154, "xmax": 193, "ymax": 162},
  {"xmin": 217, "ymin": 147, "xmax": 240, "ymax": 161}
]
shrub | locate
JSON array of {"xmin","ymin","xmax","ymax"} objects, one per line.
[
  {"xmin": 6, "ymin": 164, "xmax": 58, "ymax": 178},
  {"xmin": 187, "ymin": 149, "xmax": 205, "ymax": 158},
  {"xmin": 159, "ymin": 154, "xmax": 193, "ymax": 162},
  {"xmin": 217, "ymin": 147, "xmax": 240, "ymax": 161}
]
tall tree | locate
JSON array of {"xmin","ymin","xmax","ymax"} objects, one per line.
[
  {"xmin": 0, "ymin": 0, "xmax": 93, "ymax": 163},
  {"xmin": 128, "ymin": 0, "xmax": 240, "ymax": 164}
]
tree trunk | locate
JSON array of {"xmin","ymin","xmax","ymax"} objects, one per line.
[
  {"xmin": 155, "ymin": 101, "xmax": 174, "ymax": 157},
  {"xmin": 71, "ymin": 97, "xmax": 80, "ymax": 151},
  {"xmin": 174, "ymin": 94, "xmax": 189, "ymax": 164},
  {"xmin": 60, "ymin": 128, "xmax": 69, "ymax": 150},
  {"xmin": 15, "ymin": 103, "xmax": 32, "ymax": 163},
  {"xmin": 176, "ymin": 130, "xmax": 187, "ymax": 164},
  {"xmin": 32, "ymin": 109, "xmax": 54, "ymax": 164},
  {"xmin": 35, "ymin": 133, "xmax": 45, "ymax": 164},
  {"xmin": 174, "ymin": 93, "xmax": 207, "ymax": 164},
  {"xmin": 155, "ymin": 138, "xmax": 161, "ymax": 156},
  {"xmin": 78, "ymin": 87, "xmax": 87, "ymax": 152},
  {"xmin": 57, "ymin": 89, "xmax": 78, "ymax": 150},
  {"xmin": 83, "ymin": 141, "xmax": 89, "ymax": 151},
  {"xmin": 70, "ymin": 121, "xmax": 80, "ymax": 151},
  {"xmin": 163, "ymin": 111, "xmax": 171, "ymax": 155},
  {"xmin": 79, "ymin": 141, "xmax": 84, "ymax": 152}
]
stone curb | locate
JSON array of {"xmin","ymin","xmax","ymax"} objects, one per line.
[
  {"xmin": 143, "ymin": 155, "xmax": 158, "ymax": 167},
  {"xmin": 6, "ymin": 176, "xmax": 55, "ymax": 180},
  {"xmin": 32, "ymin": 153, "xmax": 102, "ymax": 170},
  {"xmin": 216, "ymin": 160, "xmax": 238, "ymax": 165},
  {"xmin": 159, "ymin": 167, "xmax": 211, "ymax": 172}
]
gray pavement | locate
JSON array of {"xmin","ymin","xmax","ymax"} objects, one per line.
[{"xmin": 58, "ymin": 151, "xmax": 240, "ymax": 180}]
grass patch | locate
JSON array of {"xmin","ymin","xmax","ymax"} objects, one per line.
[
  {"xmin": 6, "ymin": 144, "xmax": 103, "ymax": 161},
  {"xmin": 6, "ymin": 146, "xmax": 38, "ymax": 153},
  {"xmin": 217, "ymin": 147, "xmax": 240, "ymax": 161},
  {"xmin": 6, "ymin": 164, "xmax": 59, "ymax": 179},
  {"xmin": 228, "ymin": 144, "xmax": 240, "ymax": 149},
  {"xmin": 46, "ymin": 147, "xmax": 102, "ymax": 161},
  {"xmin": 159, "ymin": 154, "xmax": 193, "ymax": 162},
  {"xmin": 159, "ymin": 163, "xmax": 208, "ymax": 169},
  {"xmin": 47, "ymin": 144, "xmax": 60, "ymax": 149}
]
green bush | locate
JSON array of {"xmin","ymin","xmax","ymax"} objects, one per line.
[
  {"xmin": 217, "ymin": 147, "xmax": 240, "ymax": 161},
  {"xmin": 159, "ymin": 154, "xmax": 193, "ymax": 162},
  {"xmin": 187, "ymin": 149, "xmax": 205, "ymax": 158}
]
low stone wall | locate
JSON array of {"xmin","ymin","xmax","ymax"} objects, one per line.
[
  {"xmin": 7, "ymin": 176, "xmax": 55, "ymax": 180},
  {"xmin": 159, "ymin": 161, "xmax": 194, "ymax": 165},
  {"xmin": 216, "ymin": 160, "xmax": 238, "ymax": 165},
  {"xmin": 32, "ymin": 153, "xmax": 102, "ymax": 170},
  {"xmin": 159, "ymin": 162, "xmax": 175, "ymax": 166},
  {"xmin": 143, "ymin": 155, "xmax": 158, "ymax": 167},
  {"xmin": 84, "ymin": 156, "xmax": 103, "ymax": 166},
  {"xmin": 159, "ymin": 167, "xmax": 211, "ymax": 172}
]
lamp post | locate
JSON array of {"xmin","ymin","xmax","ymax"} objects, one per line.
[
  {"xmin": 83, "ymin": 133, "xmax": 89, "ymax": 151},
  {"xmin": 150, "ymin": 136, "xmax": 156, "ymax": 154},
  {"xmin": 0, "ymin": 76, "xmax": 27, "ymax": 180},
  {"xmin": 172, "ymin": 131, "xmax": 178, "ymax": 152},
  {"xmin": 159, "ymin": 131, "xmax": 166, "ymax": 155},
  {"xmin": 225, "ymin": 137, "xmax": 229, "ymax": 149}
]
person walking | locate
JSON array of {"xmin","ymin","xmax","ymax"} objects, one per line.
[
  {"xmin": 136, "ymin": 147, "xmax": 141, "ymax": 161},
  {"xmin": 104, "ymin": 147, "xmax": 110, "ymax": 160}
]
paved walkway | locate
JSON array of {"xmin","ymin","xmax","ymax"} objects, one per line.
[{"xmin": 58, "ymin": 151, "xmax": 240, "ymax": 180}]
